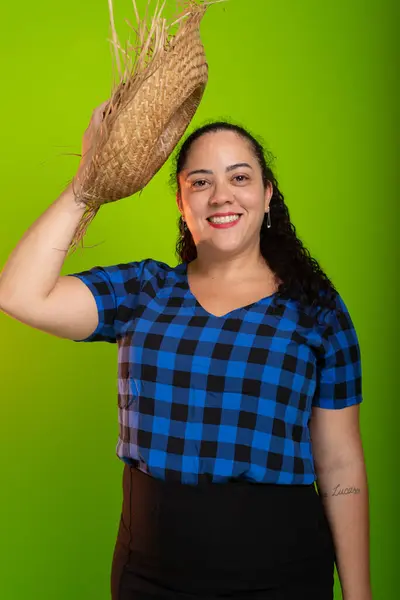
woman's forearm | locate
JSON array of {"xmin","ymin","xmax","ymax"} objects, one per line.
[
  {"xmin": 0, "ymin": 178, "xmax": 87, "ymax": 309},
  {"xmin": 315, "ymin": 459, "xmax": 372, "ymax": 600},
  {"xmin": 0, "ymin": 97, "xmax": 103, "ymax": 311}
]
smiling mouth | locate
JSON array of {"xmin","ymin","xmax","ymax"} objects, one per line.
[{"xmin": 207, "ymin": 214, "xmax": 243, "ymax": 224}]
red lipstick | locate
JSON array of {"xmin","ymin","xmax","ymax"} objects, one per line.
[{"xmin": 207, "ymin": 212, "xmax": 242, "ymax": 229}]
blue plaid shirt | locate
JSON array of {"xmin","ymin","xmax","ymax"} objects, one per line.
[{"xmin": 70, "ymin": 258, "xmax": 363, "ymax": 485}]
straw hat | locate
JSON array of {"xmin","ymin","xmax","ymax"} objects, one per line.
[{"xmin": 69, "ymin": 0, "xmax": 218, "ymax": 253}]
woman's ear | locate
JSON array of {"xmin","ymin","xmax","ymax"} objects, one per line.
[
  {"xmin": 176, "ymin": 191, "xmax": 183, "ymax": 216},
  {"xmin": 264, "ymin": 181, "xmax": 273, "ymax": 212}
]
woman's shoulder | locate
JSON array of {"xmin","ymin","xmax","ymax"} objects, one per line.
[
  {"xmin": 275, "ymin": 286, "xmax": 349, "ymax": 329},
  {"xmin": 96, "ymin": 257, "xmax": 184, "ymax": 279},
  {"xmin": 140, "ymin": 257, "xmax": 184, "ymax": 274},
  {"xmin": 303, "ymin": 287, "xmax": 357, "ymax": 338},
  {"xmin": 72, "ymin": 258, "xmax": 185, "ymax": 296},
  {"xmin": 134, "ymin": 258, "xmax": 185, "ymax": 285}
]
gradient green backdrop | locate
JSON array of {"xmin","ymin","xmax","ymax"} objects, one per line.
[{"xmin": 0, "ymin": 1, "xmax": 398, "ymax": 598}]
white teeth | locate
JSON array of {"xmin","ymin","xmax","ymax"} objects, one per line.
[{"xmin": 209, "ymin": 214, "xmax": 240, "ymax": 224}]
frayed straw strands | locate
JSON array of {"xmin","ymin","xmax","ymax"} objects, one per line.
[{"xmin": 69, "ymin": 0, "xmax": 221, "ymax": 254}]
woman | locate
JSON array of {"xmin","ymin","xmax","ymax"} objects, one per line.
[{"xmin": 0, "ymin": 103, "xmax": 371, "ymax": 599}]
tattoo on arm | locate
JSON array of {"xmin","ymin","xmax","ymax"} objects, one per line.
[{"xmin": 321, "ymin": 484, "xmax": 361, "ymax": 498}]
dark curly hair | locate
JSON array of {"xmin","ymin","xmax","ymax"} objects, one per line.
[{"xmin": 169, "ymin": 121, "xmax": 339, "ymax": 317}]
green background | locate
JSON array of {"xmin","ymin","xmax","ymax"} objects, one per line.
[{"xmin": 0, "ymin": 0, "xmax": 398, "ymax": 598}]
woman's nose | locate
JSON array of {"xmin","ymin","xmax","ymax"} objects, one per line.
[{"xmin": 209, "ymin": 181, "xmax": 233, "ymax": 204}]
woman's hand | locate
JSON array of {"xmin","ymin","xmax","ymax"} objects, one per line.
[{"xmin": 76, "ymin": 99, "xmax": 110, "ymax": 181}]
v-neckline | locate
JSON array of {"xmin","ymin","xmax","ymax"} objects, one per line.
[{"xmin": 180, "ymin": 262, "xmax": 278, "ymax": 319}]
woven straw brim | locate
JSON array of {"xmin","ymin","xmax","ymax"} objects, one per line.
[{"xmin": 70, "ymin": 2, "xmax": 213, "ymax": 253}]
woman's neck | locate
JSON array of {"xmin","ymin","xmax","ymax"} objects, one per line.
[{"xmin": 188, "ymin": 250, "xmax": 274, "ymax": 284}]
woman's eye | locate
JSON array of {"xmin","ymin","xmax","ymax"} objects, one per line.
[
  {"xmin": 233, "ymin": 175, "xmax": 249, "ymax": 183},
  {"xmin": 191, "ymin": 175, "xmax": 248, "ymax": 188},
  {"xmin": 192, "ymin": 179, "xmax": 208, "ymax": 188}
]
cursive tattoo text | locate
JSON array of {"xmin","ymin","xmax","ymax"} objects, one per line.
[{"xmin": 321, "ymin": 484, "xmax": 361, "ymax": 498}]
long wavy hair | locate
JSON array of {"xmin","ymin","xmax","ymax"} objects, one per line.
[{"xmin": 169, "ymin": 122, "xmax": 338, "ymax": 316}]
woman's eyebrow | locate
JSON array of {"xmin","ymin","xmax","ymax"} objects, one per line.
[
  {"xmin": 226, "ymin": 162, "xmax": 252, "ymax": 172},
  {"xmin": 186, "ymin": 163, "xmax": 253, "ymax": 178}
]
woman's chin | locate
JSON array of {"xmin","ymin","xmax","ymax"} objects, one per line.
[{"xmin": 208, "ymin": 238, "xmax": 247, "ymax": 254}]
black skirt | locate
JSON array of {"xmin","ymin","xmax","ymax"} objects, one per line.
[{"xmin": 111, "ymin": 465, "xmax": 336, "ymax": 599}]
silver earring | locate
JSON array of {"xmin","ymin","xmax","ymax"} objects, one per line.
[{"xmin": 266, "ymin": 210, "xmax": 271, "ymax": 229}]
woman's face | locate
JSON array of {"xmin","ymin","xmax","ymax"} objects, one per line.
[{"xmin": 177, "ymin": 130, "xmax": 273, "ymax": 258}]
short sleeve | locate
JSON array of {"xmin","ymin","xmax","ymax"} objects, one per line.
[
  {"xmin": 313, "ymin": 293, "xmax": 363, "ymax": 409},
  {"xmin": 67, "ymin": 260, "xmax": 147, "ymax": 343}
]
